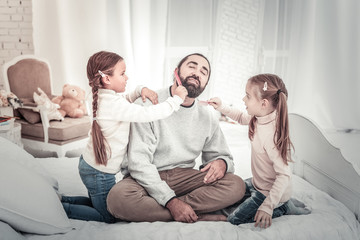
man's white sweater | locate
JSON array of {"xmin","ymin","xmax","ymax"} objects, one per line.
[{"xmin": 121, "ymin": 87, "xmax": 235, "ymax": 206}]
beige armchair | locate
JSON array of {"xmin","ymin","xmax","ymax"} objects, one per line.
[{"xmin": 2, "ymin": 55, "xmax": 91, "ymax": 157}]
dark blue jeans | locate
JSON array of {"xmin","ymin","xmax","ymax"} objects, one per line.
[
  {"xmin": 61, "ymin": 156, "xmax": 116, "ymax": 223},
  {"xmin": 227, "ymin": 178, "xmax": 287, "ymax": 225}
]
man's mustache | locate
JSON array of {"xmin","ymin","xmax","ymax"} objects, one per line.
[{"xmin": 184, "ymin": 75, "xmax": 200, "ymax": 85}]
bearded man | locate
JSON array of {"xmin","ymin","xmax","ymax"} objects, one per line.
[{"xmin": 107, "ymin": 53, "xmax": 245, "ymax": 223}]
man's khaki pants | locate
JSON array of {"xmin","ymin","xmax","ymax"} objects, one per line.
[{"xmin": 107, "ymin": 168, "xmax": 245, "ymax": 222}]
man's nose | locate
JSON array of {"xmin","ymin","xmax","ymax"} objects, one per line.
[{"xmin": 190, "ymin": 69, "xmax": 200, "ymax": 79}]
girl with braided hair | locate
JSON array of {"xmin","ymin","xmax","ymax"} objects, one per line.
[
  {"xmin": 61, "ymin": 51, "xmax": 187, "ymax": 222},
  {"xmin": 208, "ymin": 73, "xmax": 310, "ymax": 228}
]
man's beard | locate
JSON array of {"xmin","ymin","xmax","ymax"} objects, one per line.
[{"xmin": 180, "ymin": 75, "xmax": 205, "ymax": 98}]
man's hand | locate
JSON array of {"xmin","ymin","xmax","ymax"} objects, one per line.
[
  {"xmin": 200, "ymin": 159, "xmax": 226, "ymax": 184},
  {"xmin": 166, "ymin": 198, "xmax": 198, "ymax": 223},
  {"xmin": 254, "ymin": 210, "xmax": 272, "ymax": 228},
  {"xmin": 141, "ymin": 87, "xmax": 158, "ymax": 104}
]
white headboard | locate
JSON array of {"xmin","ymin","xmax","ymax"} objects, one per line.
[{"xmin": 289, "ymin": 113, "xmax": 360, "ymax": 221}]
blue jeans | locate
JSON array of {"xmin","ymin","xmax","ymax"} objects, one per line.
[
  {"xmin": 61, "ymin": 156, "xmax": 116, "ymax": 223},
  {"xmin": 227, "ymin": 178, "xmax": 287, "ymax": 225}
]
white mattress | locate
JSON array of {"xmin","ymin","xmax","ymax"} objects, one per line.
[
  {"xmin": 23, "ymin": 157, "xmax": 360, "ymax": 240},
  {"xmin": 22, "ymin": 122, "xmax": 360, "ymax": 240}
]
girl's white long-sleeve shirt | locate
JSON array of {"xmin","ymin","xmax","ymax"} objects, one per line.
[
  {"xmin": 82, "ymin": 86, "xmax": 183, "ymax": 174},
  {"xmin": 216, "ymin": 104, "xmax": 292, "ymax": 216}
]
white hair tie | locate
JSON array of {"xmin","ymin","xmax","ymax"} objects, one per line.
[
  {"xmin": 98, "ymin": 70, "xmax": 105, "ymax": 77},
  {"xmin": 263, "ymin": 82, "xmax": 268, "ymax": 91}
]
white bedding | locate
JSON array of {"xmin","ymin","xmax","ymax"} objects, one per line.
[
  {"xmin": 22, "ymin": 157, "xmax": 360, "ymax": 240},
  {"xmin": 21, "ymin": 121, "xmax": 360, "ymax": 240}
]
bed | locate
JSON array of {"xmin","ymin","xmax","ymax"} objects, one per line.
[{"xmin": 0, "ymin": 113, "xmax": 359, "ymax": 240}]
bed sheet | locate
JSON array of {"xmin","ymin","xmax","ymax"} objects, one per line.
[{"xmin": 23, "ymin": 155, "xmax": 360, "ymax": 240}]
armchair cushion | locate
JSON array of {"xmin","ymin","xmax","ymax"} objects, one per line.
[
  {"xmin": 16, "ymin": 91, "xmax": 64, "ymax": 124},
  {"xmin": 16, "ymin": 98, "xmax": 41, "ymax": 124},
  {"xmin": 17, "ymin": 109, "xmax": 41, "ymax": 124},
  {"xmin": 19, "ymin": 116, "xmax": 91, "ymax": 143}
]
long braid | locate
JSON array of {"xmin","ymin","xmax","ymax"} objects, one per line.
[
  {"xmin": 91, "ymin": 84, "xmax": 110, "ymax": 165},
  {"xmin": 89, "ymin": 76, "xmax": 111, "ymax": 165}
]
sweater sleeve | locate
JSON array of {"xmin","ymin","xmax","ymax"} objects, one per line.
[
  {"xmin": 257, "ymin": 137, "xmax": 292, "ymax": 216},
  {"xmin": 216, "ymin": 104, "xmax": 252, "ymax": 125},
  {"xmin": 127, "ymin": 120, "xmax": 176, "ymax": 206},
  {"xmin": 111, "ymin": 95, "xmax": 183, "ymax": 122},
  {"xmin": 125, "ymin": 85, "xmax": 144, "ymax": 103}
]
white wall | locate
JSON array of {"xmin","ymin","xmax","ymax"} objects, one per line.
[
  {"xmin": 211, "ymin": 0, "xmax": 263, "ymax": 108},
  {"xmin": 32, "ymin": 0, "xmax": 108, "ymax": 95},
  {"xmin": 1, "ymin": 0, "xmax": 263, "ymax": 105}
]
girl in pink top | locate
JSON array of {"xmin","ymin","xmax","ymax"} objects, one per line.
[{"xmin": 209, "ymin": 74, "xmax": 310, "ymax": 228}]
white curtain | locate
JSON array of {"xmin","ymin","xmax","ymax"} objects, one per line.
[
  {"xmin": 282, "ymin": 0, "xmax": 360, "ymax": 130},
  {"xmin": 32, "ymin": 0, "xmax": 169, "ymax": 95},
  {"xmin": 33, "ymin": 0, "xmax": 360, "ymax": 131}
]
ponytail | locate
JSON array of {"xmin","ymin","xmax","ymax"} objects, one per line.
[
  {"xmin": 274, "ymin": 91, "xmax": 293, "ymax": 164},
  {"xmin": 248, "ymin": 116, "xmax": 256, "ymax": 140},
  {"xmin": 247, "ymin": 74, "xmax": 294, "ymax": 164}
]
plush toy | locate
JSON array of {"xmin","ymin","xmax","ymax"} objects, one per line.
[
  {"xmin": 0, "ymin": 90, "xmax": 9, "ymax": 107},
  {"xmin": 0, "ymin": 89, "xmax": 22, "ymax": 108},
  {"xmin": 33, "ymin": 88, "xmax": 64, "ymax": 121},
  {"xmin": 52, "ymin": 84, "xmax": 87, "ymax": 118}
]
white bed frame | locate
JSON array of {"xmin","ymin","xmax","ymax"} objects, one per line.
[{"xmin": 289, "ymin": 113, "xmax": 360, "ymax": 221}]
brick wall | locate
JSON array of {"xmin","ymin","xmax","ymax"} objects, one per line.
[
  {"xmin": 0, "ymin": 0, "xmax": 33, "ymax": 89},
  {"xmin": 212, "ymin": 0, "xmax": 262, "ymax": 108}
]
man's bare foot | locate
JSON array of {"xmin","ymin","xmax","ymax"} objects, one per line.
[{"xmin": 198, "ymin": 214, "xmax": 227, "ymax": 221}]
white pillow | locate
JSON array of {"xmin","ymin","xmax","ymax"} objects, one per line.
[
  {"xmin": 0, "ymin": 137, "xmax": 59, "ymax": 190},
  {"xmin": 0, "ymin": 221, "xmax": 25, "ymax": 240},
  {"xmin": 0, "ymin": 137, "xmax": 72, "ymax": 234}
]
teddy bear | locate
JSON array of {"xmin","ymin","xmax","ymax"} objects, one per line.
[
  {"xmin": 52, "ymin": 84, "xmax": 87, "ymax": 118},
  {"xmin": 33, "ymin": 87, "xmax": 64, "ymax": 121}
]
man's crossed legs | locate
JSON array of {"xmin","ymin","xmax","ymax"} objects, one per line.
[{"xmin": 107, "ymin": 167, "xmax": 245, "ymax": 222}]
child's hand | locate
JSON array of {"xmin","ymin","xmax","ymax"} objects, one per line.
[
  {"xmin": 254, "ymin": 210, "xmax": 272, "ymax": 228},
  {"xmin": 141, "ymin": 87, "xmax": 158, "ymax": 104},
  {"xmin": 174, "ymin": 86, "xmax": 188, "ymax": 101},
  {"xmin": 207, "ymin": 97, "xmax": 222, "ymax": 109}
]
